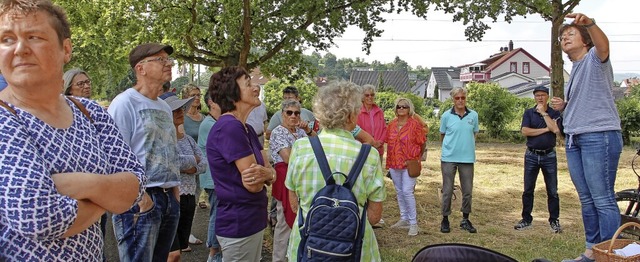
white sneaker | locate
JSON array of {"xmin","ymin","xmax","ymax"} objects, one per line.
[
  {"xmin": 378, "ymin": 218, "xmax": 385, "ymax": 225},
  {"xmin": 390, "ymin": 220, "xmax": 410, "ymax": 229},
  {"xmin": 408, "ymin": 224, "xmax": 419, "ymax": 236}
]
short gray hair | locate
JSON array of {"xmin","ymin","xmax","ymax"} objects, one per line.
[
  {"xmin": 362, "ymin": 84, "xmax": 376, "ymax": 93},
  {"xmin": 313, "ymin": 81, "xmax": 362, "ymax": 130},
  {"xmin": 450, "ymin": 87, "xmax": 467, "ymax": 98},
  {"xmin": 63, "ymin": 68, "xmax": 88, "ymax": 95},
  {"xmin": 281, "ymin": 99, "xmax": 301, "ymax": 111}
]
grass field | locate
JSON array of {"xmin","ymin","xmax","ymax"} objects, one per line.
[
  {"xmin": 357, "ymin": 142, "xmax": 639, "ymax": 261},
  {"xmin": 106, "ymin": 141, "xmax": 639, "ymax": 262}
]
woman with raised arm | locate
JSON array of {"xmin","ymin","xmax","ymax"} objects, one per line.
[{"xmin": 552, "ymin": 13, "xmax": 623, "ymax": 262}]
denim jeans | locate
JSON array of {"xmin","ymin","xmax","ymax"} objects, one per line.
[
  {"xmin": 521, "ymin": 150, "xmax": 560, "ymax": 223},
  {"xmin": 441, "ymin": 162, "xmax": 474, "ymax": 216},
  {"xmin": 205, "ymin": 189, "xmax": 221, "ymax": 249},
  {"xmin": 205, "ymin": 188, "xmax": 222, "ymax": 262},
  {"xmin": 112, "ymin": 188, "xmax": 180, "ymax": 262},
  {"xmin": 566, "ymin": 131, "xmax": 622, "ymax": 249},
  {"xmin": 390, "ymin": 168, "xmax": 418, "ymax": 225}
]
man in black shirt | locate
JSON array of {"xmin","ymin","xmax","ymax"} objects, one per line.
[{"xmin": 515, "ymin": 85, "xmax": 563, "ymax": 233}]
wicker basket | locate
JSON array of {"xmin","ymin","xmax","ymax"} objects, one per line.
[{"xmin": 593, "ymin": 222, "xmax": 640, "ymax": 262}]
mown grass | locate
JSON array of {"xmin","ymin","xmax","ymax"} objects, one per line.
[
  {"xmin": 372, "ymin": 142, "xmax": 638, "ymax": 261},
  {"xmin": 257, "ymin": 142, "xmax": 638, "ymax": 261}
]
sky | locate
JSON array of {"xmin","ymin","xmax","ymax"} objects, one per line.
[{"xmin": 314, "ymin": 0, "xmax": 640, "ymax": 75}]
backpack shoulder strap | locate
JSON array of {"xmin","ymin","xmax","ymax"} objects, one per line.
[
  {"xmin": 0, "ymin": 99, "xmax": 17, "ymax": 116},
  {"xmin": 309, "ymin": 136, "xmax": 333, "ymax": 182},
  {"xmin": 344, "ymin": 143, "xmax": 371, "ymax": 189},
  {"xmin": 66, "ymin": 96, "xmax": 94, "ymax": 123}
]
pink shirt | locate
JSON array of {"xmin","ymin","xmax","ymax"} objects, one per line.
[{"xmin": 357, "ymin": 104, "xmax": 387, "ymax": 155}]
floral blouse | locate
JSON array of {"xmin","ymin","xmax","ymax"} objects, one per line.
[
  {"xmin": 177, "ymin": 134, "xmax": 207, "ymax": 195},
  {"xmin": 385, "ymin": 116, "xmax": 426, "ymax": 169}
]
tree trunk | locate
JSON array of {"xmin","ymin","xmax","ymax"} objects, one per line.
[{"xmin": 550, "ymin": 2, "xmax": 565, "ymax": 99}]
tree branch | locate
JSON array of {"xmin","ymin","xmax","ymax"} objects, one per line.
[
  {"xmin": 239, "ymin": 0, "xmax": 252, "ymax": 68},
  {"xmin": 561, "ymin": 0, "xmax": 581, "ymax": 16}
]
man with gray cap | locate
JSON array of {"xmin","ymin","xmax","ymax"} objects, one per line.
[
  {"xmin": 514, "ymin": 85, "xmax": 563, "ymax": 233},
  {"xmin": 108, "ymin": 43, "xmax": 182, "ymax": 261}
]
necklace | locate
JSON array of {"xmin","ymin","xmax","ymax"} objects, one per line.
[{"xmin": 284, "ymin": 125, "xmax": 298, "ymax": 139}]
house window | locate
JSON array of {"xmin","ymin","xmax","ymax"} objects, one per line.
[
  {"xmin": 523, "ymin": 62, "xmax": 530, "ymax": 74},
  {"xmin": 510, "ymin": 62, "xmax": 517, "ymax": 73}
]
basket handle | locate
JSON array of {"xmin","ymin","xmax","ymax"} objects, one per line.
[{"xmin": 607, "ymin": 222, "xmax": 640, "ymax": 253}]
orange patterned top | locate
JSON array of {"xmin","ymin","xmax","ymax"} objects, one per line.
[{"xmin": 385, "ymin": 116, "xmax": 426, "ymax": 169}]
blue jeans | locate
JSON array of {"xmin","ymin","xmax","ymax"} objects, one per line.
[
  {"xmin": 566, "ymin": 131, "xmax": 622, "ymax": 249},
  {"xmin": 522, "ymin": 150, "xmax": 560, "ymax": 223},
  {"xmin": 205, "ymin": 189, "xmax": 221, "ymax": 249},
  {"xmin": 112, "ymin": 188, "xmax": 180, "ymax": 262}
]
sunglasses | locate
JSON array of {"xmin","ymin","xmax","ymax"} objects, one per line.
[
  {"xmin": 284, "ymin": 110, "xmax": 301, "ymax": 116},
  {"xmin": 454, "ymin": 96, "xmax": 466, "ymax": 101},
  {"xmin": 364, "ymin": 93, "xmax": 375, "ymax": 97},
  {"xmin": 396, "ymin": 105, "xmax": 409, "ymax": 110}
]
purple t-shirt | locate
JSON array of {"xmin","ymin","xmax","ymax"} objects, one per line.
[{"xmin": 206, "ymin": 114, "xmax": 267, "ymax": 238}]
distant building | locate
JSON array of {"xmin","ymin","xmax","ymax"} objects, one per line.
[
  {"xmin": 428, "ymin": 41, "xmax": 570, "ymax": 101},
  {"xmin": 350, "ymin": 69, "xmax": 410, "ymax": 92},
  {"xmin": 423, "ymin": 67, "xmax": 462, "ymax": 101},
  {"xmin": 411, "ymin": 80, "xmax": 428, "ymax": 98},
  {"xmin": 249, "ymin": 67, "xmax": 272, "ymax": 100},
  {"xmin": 621, "ymin": 77, "xmax": 640, "ymax": 97}
]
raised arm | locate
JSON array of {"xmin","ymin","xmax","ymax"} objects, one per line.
[{"xmin": 566, "ymin": 13, "xmax": 609, "ymax": 62}]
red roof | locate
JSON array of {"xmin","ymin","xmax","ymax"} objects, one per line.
[{"xmin": 461, "ymin": 48, "xmax": 550, "ymax": 73}]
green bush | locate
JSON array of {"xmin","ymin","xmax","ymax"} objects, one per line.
[
  {"xmin": 263, "ymin": 79, "xmax": 318, "ymax": 117},
  {"xmin": 467, "ymin": 82, "xmax": 517, "ymax": 138},
  {"xmin": 374, "ymin": 91, "xmax": 431, "ymax": 121},
  {"xmin": 616, "ymin": 96, "xmax": 640, "ymax": 145}
]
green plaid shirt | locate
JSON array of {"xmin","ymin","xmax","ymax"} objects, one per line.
[{"xmin": 285, "ymin": 128, "xmax": 386, "ymax": 261}]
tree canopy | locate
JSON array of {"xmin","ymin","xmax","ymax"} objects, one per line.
[{"xmin": 58, "ymin": 0, "xmax": 437, "ymax": 98}]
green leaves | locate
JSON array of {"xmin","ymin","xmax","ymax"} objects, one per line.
[
  {"xmin": 56, "ymin": 0, "xmax": 418, "ymax": 99},
  {"xmin": 616, "ymin": 96, "xmax": 640, "ymax": 145},
  {"xmin": 466, "ymin": 82, "xmax": 517, "ymax": 138}
]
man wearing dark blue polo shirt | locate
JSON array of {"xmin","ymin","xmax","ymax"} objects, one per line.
[{"xmin": 515, "ymin": 85, "xmax": 563, "ymax": 233}]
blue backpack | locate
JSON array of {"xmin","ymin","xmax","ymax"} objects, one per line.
[{"xmin": 297, "ymin": 136, "xmax": 371, "ymax": 262}]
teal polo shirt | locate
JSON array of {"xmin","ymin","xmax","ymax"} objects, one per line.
[{"xmin": 440, "ymin": 107, "xmax": 479, "ymax": 163}]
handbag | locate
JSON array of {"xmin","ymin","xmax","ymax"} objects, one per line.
[{"xmin": 406, "ymin": 159, "xmax": 421, "ymax": 177}]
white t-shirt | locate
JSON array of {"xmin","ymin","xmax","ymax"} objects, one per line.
[{"xmin": 108, "ymin": 88, "xmax": 181, "ymax": 188}]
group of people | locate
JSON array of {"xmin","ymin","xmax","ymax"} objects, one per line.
[{"xmin": 0, "ymin": 0, "xmax": 623, "ymax": 261}]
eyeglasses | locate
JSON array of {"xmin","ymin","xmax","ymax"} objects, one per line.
[
  {"xmin": 283, "ymin": 95, "xmax": 298, "ymax": 100},
  {"xmin": 138, "ymin": 57, "xmax": 175, "ymax": 65},
  {"xmin": 74, "ymin": 79, "xmax": 91, "ymax": 87},
  {"xmin": 364, "ymin": 93, "xmax": 375, "ymax": 97},
  {"xmin": 454, "ymin": 96, "xmax": 466, "ymax": 101},
  {"xmin": 284, "ymin": 110, "xmax": 301, "ymax": 116},
  {"xmin": 558, "ymin": 31, "xmax": 576, "ymax": 42},
  {"xmin": 396, "ymin": 105, "xmax": 409, "ymax": 110}
]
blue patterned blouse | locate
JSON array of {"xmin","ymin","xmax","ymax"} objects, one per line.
[{"xmin": 0, "ymin": 97, "xmax": 146, "ymax": 261}]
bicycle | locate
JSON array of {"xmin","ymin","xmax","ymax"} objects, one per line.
[{"xmin": 615, "ymin": 147, "xmax": 640, "ymax": 238}]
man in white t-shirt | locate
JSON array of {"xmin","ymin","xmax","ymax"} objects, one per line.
[
  {"xmin": 108, "ymin": 43, "xmax": 183, "ymax": 261},
  {"xmin": 246, "ymin": 100, "xmax": 268, "ymax": 147}
]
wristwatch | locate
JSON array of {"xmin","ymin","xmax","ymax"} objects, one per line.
[{"xmin": 584, "ymin": 18, "xmax": 596, "ymax": 28}]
